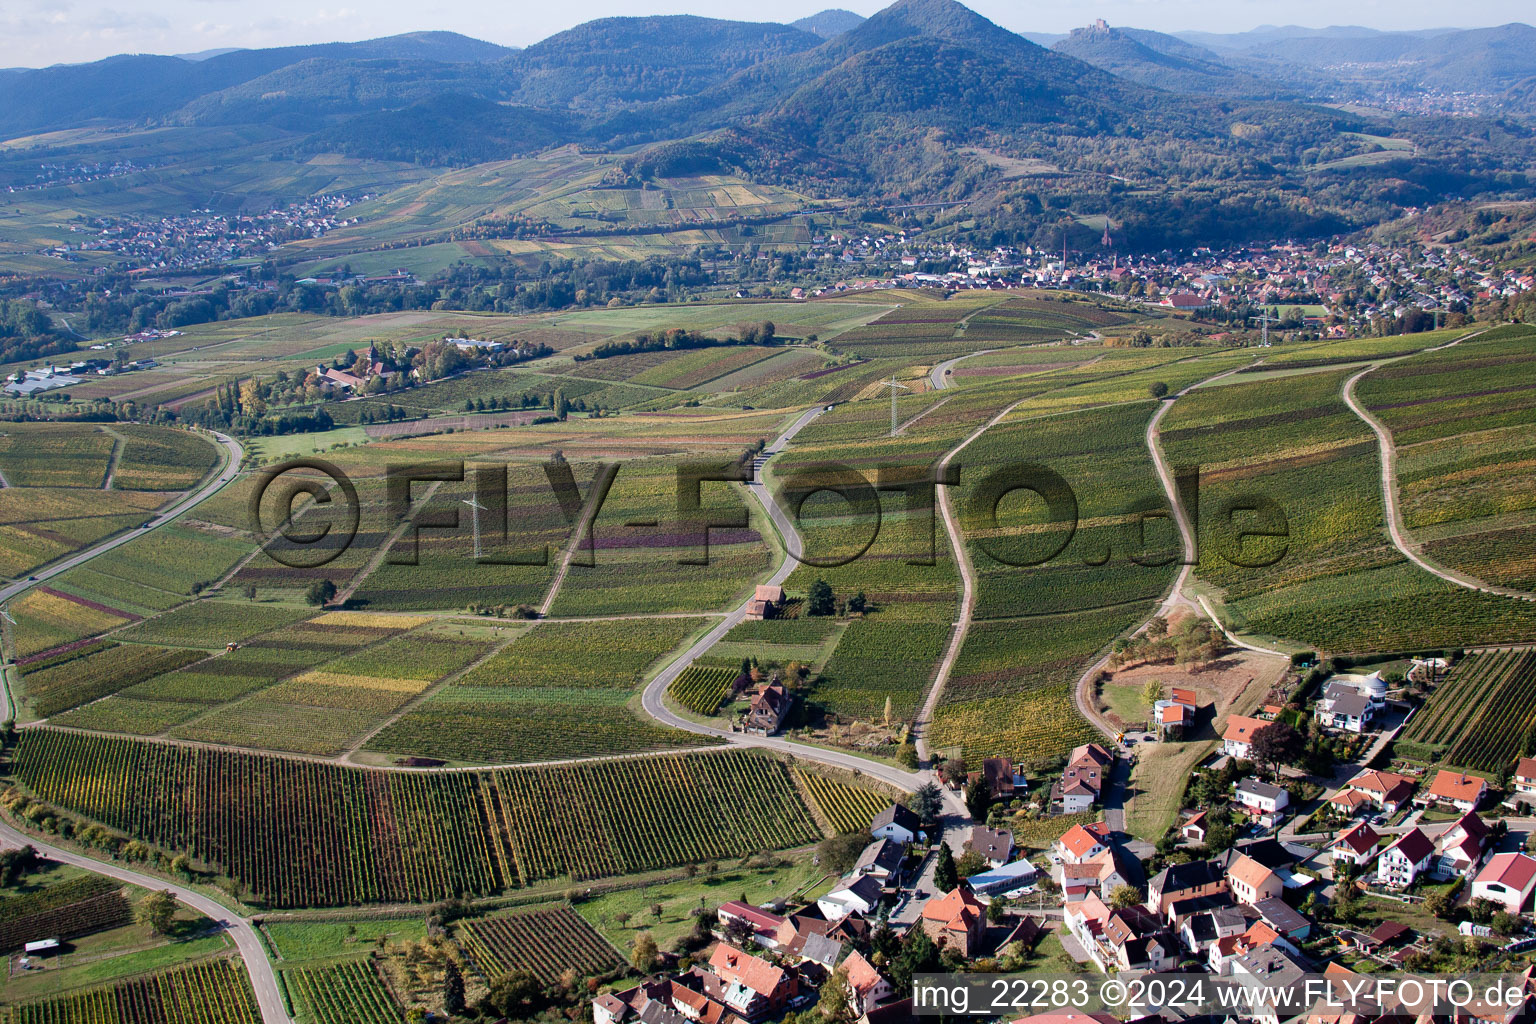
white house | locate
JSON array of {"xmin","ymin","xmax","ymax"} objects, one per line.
[
  {"xmin": 1515, "ymin": 757, "xmax": 1536, "ymax": 801},
  {"xmin": 817, "ymin": 875, "xmax": 882, "ymax": 922},
  {"xmin": 1234, "ymin": 778, "xmax": 1290, "ymax": 828},
  {"xmin": 1330, "ymin": 822, "xmax": 1380, "ymax": 868},
  {"xmin": 1222, "ymin": 715, "xmax": 1268, "ymax": 759},
  {"xmin": 1419, "ymin": 770, "xmax": 1487, "ymax": 814},
  {"xmin": 1473, "ymin": 853, "xmax": 1536, "ymax": 914},
  {"xmin": 1432, "ymin": 811, "xmax": 1489, "ymax": 881},
  {"xmin": 1054, "ymin": 823, "xmax": 1109, "ymax": 865},
  {"xmin": 1377, "ymin": 828, "xmax": 1435, "ymax": 888},
  {"xmin": 841, "ymin": 950, "xmax": 893, "ymax": 1017},
  {"xmin": 870, "ymin": 804, "xmax": 920, "ymax": 845}
]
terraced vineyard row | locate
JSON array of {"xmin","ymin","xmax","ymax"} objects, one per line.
[
  {"xmin": 284, "ymin": 959, "xmax": 399, "ymax": 1024},
  {"xmin": 457, "ymin": 905, "xmax": 623, "ymax": 984},
  {"xmin": 13, "ymin": 730, "xmax": 822, "ymax": 908},
  {"xmin": 0, "ymin": 957, "xmax": 259, "ymax": 1024}
]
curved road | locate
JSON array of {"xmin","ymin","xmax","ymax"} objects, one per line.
[
  {"xmin": 0, "ymin": 818, "xmax": 290, "ymax": 1024},
  {"xmin": 639, "ymin": 407, "xmax": 964, "ymax": 813},
  {"xmin": 1342, "ymin": 345, "xmax": 1535, "ymax": 603},
  {"xmin": 929, "ymin": 349, "xmax": 995, "ymax": 390}
]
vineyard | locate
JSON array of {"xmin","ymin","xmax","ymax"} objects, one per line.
[
  {"xmin": 14, "ymin": 731, "xmax": 823, "ymax": 907},
  {"xmin": 283, "ymin": 959, "xmax": 400, "ymax": 1024},
  {"xmin": 0, "ymin": 876, "xmax": 131, "ymax": 953},
  {"xmin": 0, "ymin": 958, "xmax": 260, "ymax": 1024},
  {"xmin": 1398, "ymin": 648, "xmax": 1536, "ymax": 772},
  {"xmin": 110, "ymin": 427, "xmax": 219, "ymax": 491},
  {"xmin": 795, "ymin": 768, "xmax": 890, "ymax": 834},
  {"xmin": 667, "ymin": 663, "xmax": 738, "ymax": 714},
  {"xmin": 19, "ymin": 642, "xmax": 206, "ymax": 717},
  {"xmin": 456, "ymin": 905, "xmax": 623, "ymax": 984}
]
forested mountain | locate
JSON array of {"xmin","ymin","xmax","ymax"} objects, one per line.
[
  {"xmin": 0, "ymin": 32, "xmax": 514, "ymax": 137},
  {"xmin": 503, "ymin": 16, "xmax": 823, "ymax": 108},
  {"xmin": 789, "ymin": 10, "xmax": 867, "ymax": 38},
  {"xmin": 1052, "ymin": 22, "xmax": 1288, "ymax": 98}
]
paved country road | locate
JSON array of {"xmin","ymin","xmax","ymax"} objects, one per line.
[{"xmin": 0, "ymin": 818, "xmax": 291, "ymax": 1024}]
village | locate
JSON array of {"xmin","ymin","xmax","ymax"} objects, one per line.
[{"xmin": 600, "ymin": 647, "xmax": 1536, "ymax": 1024}]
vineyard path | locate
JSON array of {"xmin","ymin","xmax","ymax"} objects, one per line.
[
  {"xmin": 1341, "ymin": 327, "xmax": 1536, "ymax": 602},
  {"xmin": 638, "ymin": 406, "xmax": 968, "ymax": 816},
  {"xmin": 0, "ymin": 816, "xmax": 291, "ymax": 1024},
  {"xmin": 0, "ymin": 429, "xmax": 243, "ymax": 722}
]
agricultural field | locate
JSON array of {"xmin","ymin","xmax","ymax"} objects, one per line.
[
  {"xmin": 456, "ymin": 905, "xmax": 623, "ymax": 984},
  {"xmin": 109, "ymin": 426, "xmax": 221, "ymax": 491},
  {"xmin": 283, "ymin": 959, "xmax": 400, "ymax": 1024},
  {"xmin": 3, "ymin": 586, "xmax": 135, "ymax": 660},
  {"xmin": 1355, "ymin": 326, "xmax": 1536, "ymax": 592},
  {"xmin": 0, "ymin": 422, "xmax": 116, "ymax": 487},
  {"xmin": 811, "ymin": 620, "xmax": 952, "ymax": 722},
  {"xmin": 0, "ymin": 486, "xmax": 169, "ymax": 579},
  {"xmin": 0, "ymin": 876, "xmax": 131, "ymax": 954},
  {"xmin": 114, "ymin": 600, "xmax": 312, "ymax": 647},
  {"xmin": 1398, "ymin": 648, "xmax": 1536, "ymax": 772},
  {"xmin": 49, "ymin": 521, "xmax": 255, "ymax": 612},
  {"xmin": 795, "ymin": 768, "xmax": 892, "ymax": 834},
  {"xmin": 667, "ymin": 663, "xmax": 739, "ymax": 715},
  {"xmin": 16, "ymin": 641, "xmax": 206, "ymax": 718},
  {"xmin": 0, "ymin": 957, "xmax": 261, "ymax": 1024},
  {"xmin": 1162, "ymin": 362, "xmax": 1536, "ymax": 651},
  {"xmin": 14, "ymin": 731, "xmax": 823, "ymax": 906}
]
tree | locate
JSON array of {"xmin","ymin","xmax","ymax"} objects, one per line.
[
  {"xmin": 1250, "ymin": 722, "xmax": 1304, "ymax": 776},
  {"xmin": 807, "ymin": 579, "xmax": 835, "ymax": 617},
  {"xmin": 1149, "ymin": 381, "xmax": 1170, "ymax": 398},
  {"xmin": 305, "ymin": 579, "xmax": 337, "ymax": 606},
  {"xmin": 442, "ymin": 959, "xmax": 465, "ymax": 1016},
  {"xmin": 1109, "ymin": 884, "xmax": 1143, "ymax": 909},
  {"xmin": 481, "ymin": 970, "xmax": 543, "ymax": 1019},
  {"xmin": 933, "ymin": 844, "xmax": 958, "ymax": 893},
  {"xmin": 847, "ymin": 591, "xmax": 867, "ymax": 614},
  {"xmin": 1142, "ymin": 678, "xmax": 1164, "ymax": 709},
  {"xmin": 896, "ymin": 743, "xmax": 919, "ymax": 769},
  {"xmin": 136, "ymin": 890, "xmax": 177, "ymax": 935},
  {"xmin": 631, "ymin": 931, "xmax": 659, "ymax": 973},
  {"xmin": 243, "ymin": 584, "xmax": 258, "ymax": 601},
  {"xmin": 554, "ymin": 388, "xmax": 569, "ymax": 420},
  {"xmin": 956, "ymin": 850, "xmax": 986, "ymax": 879},
  {"xmin": 817, "ymin": 833, "xmax": 869, "ymax": 875},
  {"xmin": 817, "ymin": 967, "xmax": 856, "ymax": 1023},
  {"xmin": 911, "ymin": 782, "xmax": 943, "ymax": 825},
  {"xmin": 939, "ymin": 757, "xmax": 967, "ymax": 786},
  {"xmin": 1492, "ymin": 911, "xmax": 1516, "ymax": 936},
  {"xmin": 964, "ymin": 778, "xmax": 990, "ymax": 822}
]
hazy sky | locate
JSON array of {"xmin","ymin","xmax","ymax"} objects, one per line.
[{"xmin": 3, "ymin": 0, "xmax": 1531, "ymax": 68}]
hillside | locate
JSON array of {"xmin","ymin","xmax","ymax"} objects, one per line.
[
  {"xmin": 790, "ymin": 9, "xmax": 867, "ymax": 38},
  {"xmin": 1052, "ymin": 22, "xmax": 1287, "ymax": 98}
]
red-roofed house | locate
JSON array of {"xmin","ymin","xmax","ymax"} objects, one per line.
[
  {"xmin": 1343, "ymin": 769, "xmax": 1416, "ymax": 813},
  {"xmin": 1474, "ymin": 853, "xmax": 1536, "ymax": 913},
  {"xmin": 1055, "ymin": 824, "xmax": 1108, "ymax": 864},
  {"xmin": 1223, "ymin": 715, "xmax": 1268, "ymax": 759},
  {"xmin": 1227, "ymin": 854, "xmax": 1283, "ymax": 906},
  {"xmin": 717, "ymin": 901, "xmax": 787, "ymax": 951},
  {"xmin": 1433, "ymin": 811, "xmax": 1490, "ymax": 881},
  {"xmin": 1377, "ymin": 828, "xmax": 1435, "ymax": 888},
  {"xmin": 707, "ymin": 944, "xmax": 800, "ymax": 1021},
  {"xmin": 920, "ymin": 886, "xmax": 986, "ymax": 957},
  {"xmin": 841, "ymin": 950, "xmax": 893, "ymax": 1017},
  {"xmin": 1418, "ymin": 770, "xmax": 1487, "ymax": 813},
  {"xmin": 1330, "ymin": 822, "xmax": 1380, "ymax": 868},
  {"xmin": 1515, "ymin": 757, "xmax": 1536, "ymax": 802},
  {"xmin": 1181, "ymin": 810, "xmax": 1208, "ymax": 843}
]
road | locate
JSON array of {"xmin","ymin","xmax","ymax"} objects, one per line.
[
  {"xmin": 929, "ymin": 350, "xmax": 994, "ymax": 390},
  {"xmin": 1342, "ymin": 354, "xmax": 1535, "ymax": 603},
  {"xmin": 0, "ymin": 429, "xmax": 242, "ymax": 724},
  {"xmin": 639, "ymin": 406, "xmax": 965, "ymax": 814},
  {"xmin": 0, "ymin": 817, "xmax": 291, "ymax": 1024},
  {"xmin": 913, "ymin": 393, "xmax": 1034, "ymax": 761}
]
